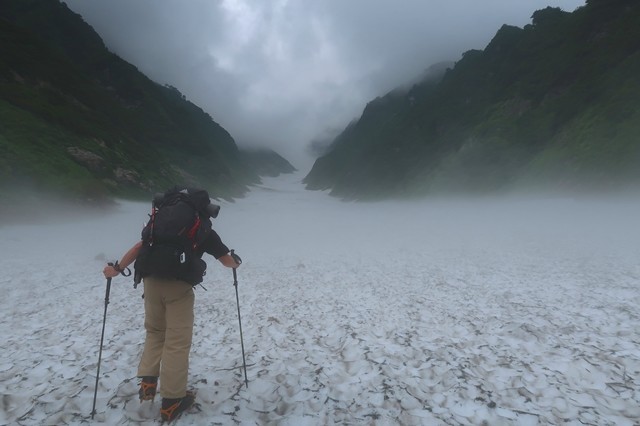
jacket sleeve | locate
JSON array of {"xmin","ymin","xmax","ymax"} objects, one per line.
[{"xmin": 200, "ymin": 229, "xmax": 230, "ymax": 259}]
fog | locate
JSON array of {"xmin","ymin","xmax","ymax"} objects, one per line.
[
  {"xmin": 3, "ymin": 172, "xmax": 638, "ymax": 271},
  {"xmin": 63, "ymin": 0, "xmax": 586, "ymax": 167},
  {"xmin": 1, "ymin": 173, "xmax": 639, "ymax": 424}
]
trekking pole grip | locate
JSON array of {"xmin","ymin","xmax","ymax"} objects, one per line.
[
  {"xmin": 104, "ymin": 263, "xmax": 115, "ymax": 305},
  {"xmin": 231, "ymin": 250, "xmax": 239, "ymax": 286}
]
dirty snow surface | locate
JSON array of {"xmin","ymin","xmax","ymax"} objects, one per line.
[{"xmin": 1, "ymin": 173, "xmax": 639, "ymax": 425}]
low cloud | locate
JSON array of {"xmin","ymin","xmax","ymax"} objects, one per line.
[{"xmin": 64, "ymin": 0, "xmax": 585, "ymax": 169}]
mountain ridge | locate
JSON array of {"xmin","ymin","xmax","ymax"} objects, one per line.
[
  {"xmin": 304, "ymin": 0, "xmax": 640, "ymax": 199},
  {"xmin": 0, "ymin": 0, "xmax": 294, "ymax": 203}
]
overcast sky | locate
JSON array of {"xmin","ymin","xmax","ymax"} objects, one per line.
[{"xmin": 64, "ymin": 0, "xmax": 585, "ymax": 169}]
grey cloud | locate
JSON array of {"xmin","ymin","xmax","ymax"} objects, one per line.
[{"xmin": 64, "ymin": 0, "xmax": 585, "ymax": 169}]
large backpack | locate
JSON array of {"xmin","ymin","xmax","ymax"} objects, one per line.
[{"xmin": 134, "ymin": 187, "xmax": 213, "ymax": 286}]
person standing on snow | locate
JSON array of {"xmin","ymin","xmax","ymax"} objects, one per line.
[{"xmin": 102, "ymin": 187, "xmax": 241, "ymax": 422}]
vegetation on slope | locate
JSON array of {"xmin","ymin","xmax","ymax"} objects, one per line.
[
  {"xmin": 0, "ymin": 0, "xmax": 289, "ymax": 202},
  {"xmin": 304, "ymin": 0, "xmax": 640, "ymax": 199}
]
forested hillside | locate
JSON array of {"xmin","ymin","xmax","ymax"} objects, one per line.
[
  {"xmin": 304, "ymin": 0, "xmax": 640, "ymax": 199},
  {"xmin": 0, "ymin": 0, "xmax": 291, "ymax": 203}
]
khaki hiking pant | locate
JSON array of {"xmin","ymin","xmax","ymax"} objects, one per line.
[{"xmin": 137, "ymin": 276, "xmax": 194, "ymax": 399}]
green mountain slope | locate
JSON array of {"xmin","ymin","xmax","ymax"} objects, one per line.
[
  {"xmin": 304, "ymin": 0, "xmax": 640, "ymax": 199},
  {"xmin": 0, "ymin": 0, "xmax": 263, "ymax": 201}
]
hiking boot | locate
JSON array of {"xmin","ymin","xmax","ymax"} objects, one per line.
[
  {"xmin": 160, "ymin": 391, "xmax": 195, "ymax": 423},
  {"xmin": 138, "ymin": 376, "xmax": 158, "ymax": 402}
]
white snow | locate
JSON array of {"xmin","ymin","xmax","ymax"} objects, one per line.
[{"xmin": 1, "ymin": 173, "xmax": 639, "ymax": 425}]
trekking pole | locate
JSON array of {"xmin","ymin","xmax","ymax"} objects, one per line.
[
  {"xmin": 91, "ymin": 262, "xmax": 130, "ymax": 419},
  {"xmin": 91, "ymin": 262, "xmax": 114, "ymax": 419},
  {"xmin": 231, "ymin": 250, "xmax": 248, "ymax": 388}
]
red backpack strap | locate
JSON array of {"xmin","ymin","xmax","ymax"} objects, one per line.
[{"xmin": 187, "ymin": 214, "xmax": 202, "ymax": 249}]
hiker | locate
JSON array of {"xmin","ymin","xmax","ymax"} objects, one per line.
[{"xmin": 102, "ymin": 187, "xmax": 241, "ymax": 422}]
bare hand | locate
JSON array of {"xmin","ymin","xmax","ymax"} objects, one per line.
[{"xmin": 103, "ymin": 265, "xmax": 120, "ymax": 279}]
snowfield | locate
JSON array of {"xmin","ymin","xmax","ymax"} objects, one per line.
[{"xmin": 1, "ymin": 173, "xmax": 639, "ymax": 425}]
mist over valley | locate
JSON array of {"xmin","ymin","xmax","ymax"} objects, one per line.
[{"xmin": 5, "ymin": 0, "xmax": 639, "ymax": 204}]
